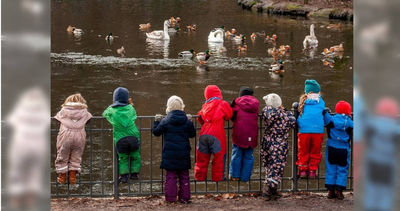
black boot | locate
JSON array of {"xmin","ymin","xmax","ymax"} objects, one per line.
[
  {"xmin": 130, "ymin": 173, "xmax": 139, "ymax": 180},
  {"xmin": 262, "ymin": 185, "xmax": 273, "ymax": 201},
  {"xmin": 336, "ymin": 190, "xmax": 344, "ymax": 200},
  {"xmin": 271, "ymin": 186, "xmax": 282, "ymax": 199},
  {"xmin": 119, "ymin": 174, "xmax": 129, "ymax": 183},
  {"xmin": 327, "ymin": 190, "xmax": 336, "ymax": 199}
]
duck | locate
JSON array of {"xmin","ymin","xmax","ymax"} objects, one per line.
[
  {"xmin": 196, "ymin": 50, "xmax": 210, "ymax": 65},
  {"xmin": 67, "ymin": 25, "xmax": 83, "ymax": 35},
  {"xmin": 331, "ymin": 43, "xmax": 344, "ymax": 52},
  {"xmin": 323, "ymin": 58, "xmax": 335, "ymax": 68},
  {"xmin": 327, "ymin": 23, "xmax": 342, "ymax": 30},
  {"xmin": 303, "ymin": 24, "xmax": 318, "ymax": 49},
  {"xmin": 279, "ymin": 45, "xmax": 291, "ymax": 52},
  {"xmin": 322, "ymin": 47, "xmax": 335, "ymax": 57},
  {"xmin": 269, "ymin": 60, "xmax": 285, "ymax": 73},
  {"xmin": 117, "ymin": 46, "xmax": 125, "ymax": 57},
  {"xmin": 208, "ymin": 27, "xmax": 224, "ymax": 43},
  {"xmin": 268, "ymin": 47, "xmax": 279, "ymax": 57},
  {"xmin": 237, "ymin": 44, "xmax": 248, "ymax": 52},
  {"xmin": 146, "ymin": 20, "xmax": 170, "ymax": 40},
  {"xmin": 168, "ymin": 26, "xmax": 181, "ymax": 33},
  {"xmin": 178, "ymin": 49, "xmax": 195, "ymax": 59},
  {"xmin": 139, "ymin": 23, "xmax": 151, "ymax": 30},
  {"xmin": 250, "ymin": 33, "xmax": 257, "ymax": 40},
  {"xmin": 105, "ymin": 32, "xmax": 114, "ymax": 42},
  {"xmin": 233, "ymin": 34, "xmax": 246, "ymax": 43},
  {"xmin": 187, "ymin": 24, "xmax": 197, "ymax": 31}
]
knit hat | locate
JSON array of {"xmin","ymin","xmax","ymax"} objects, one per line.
[
  {"xmin": 263, "ymin": 93, "xmax": 282, "ymax": 108},
  {"xmin": 239, "ymin": 86, "xmax": 254, "ymax": 97},
  {"xmin": 166, "ymin": 95, "xmax": 185, "ymax": 114},
  {"xmin": 335, "ymin": 101, "xmax": 352, "ymax": 115},
  {"xmin": 111, "ymin": 87, "xmax": 129, "ymax": 107},
  {"xmin": 304, "ymin": 79, "xmax": 321, "ymax": 94},
  {"xmin": 375, "ymin": 97, "xmax": 399, "ymax": 117}
]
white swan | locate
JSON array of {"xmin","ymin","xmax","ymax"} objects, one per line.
[
  {"xmin": 146, "ymin": 20, "xmax": 170, "ymax": 40},
  {"xmin": 303, "ymin": 24, "xmax": 318, "ymax": 49},
  {"xmin": 208, "ymin": 28, "xmax": 224, "ymax": 43}
]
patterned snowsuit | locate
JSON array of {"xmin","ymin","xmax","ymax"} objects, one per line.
[
  {"xmin": 103, "ymin": 105, "xmax": 141, "ymax": 175},
  {"xmin": 54, "ymin": 104, "xmax": 92, "ymax": 173},
  {"xmin": 261, "ymin": 106, "xmax": 296, "ymax": 188},
  {"xmin": 194, "ymin": 85, "xmax": 233, "ymax": 182}
]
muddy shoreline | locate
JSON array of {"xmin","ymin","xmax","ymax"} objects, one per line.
[{"xmin": 238, "ymin": 0, "xmax": 353, "ymax": 21}]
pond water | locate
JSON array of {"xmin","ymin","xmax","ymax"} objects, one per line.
[{"xmin": 51, "ymin": 0, "xmax": 353, "ymax": 195}]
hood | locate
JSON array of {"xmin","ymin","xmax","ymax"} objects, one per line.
[
  {"xmin": 204, "ymin": 85, "xmax": 222, "ymax": 100},
  {"xmin": 166, "ymin": 110, "xmax": 188, "ymax": 126},
  {"xmin": 112, "ymin": 87, "xmax": 129, "ymax": 107},
  {"xmin": 55, "ymin": 106, "xmax": 92, "ymax": 129},
  {"xmin": 235, "ymin": 95, "xmax": 259, "ymax": 113},
  {"xmin": 305, "ymin": 96, "xmax": 321, "ymax": 105},
  {"xmin": 333, "ymin": 114, "xmax": 351, "ymax": 130},
  {"xmin": 239, "ymin": 86, "xmax": 254, "ymax": 97}
]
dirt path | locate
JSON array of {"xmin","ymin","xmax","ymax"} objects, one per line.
[{"xmin": 51, "ymin": 192, "xmax": 353, "ymax": 210}]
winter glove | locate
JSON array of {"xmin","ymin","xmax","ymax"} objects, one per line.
[
  {"xmin": 155, "ymin": 114, "xmax": 163, "ymax": 122},
  {"xmin": 186, "ymin": 114, "xmax": 193, "ymax": 120},
  {"xmin": 230, "ymin": 98, "xmax": 236, "ymax": 107},
  {"xmin": 323, "ymin": 107, "xmax": 331, "ymax": 115}
]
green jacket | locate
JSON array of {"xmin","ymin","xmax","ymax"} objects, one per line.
[{"xmin": 102, "ymin": 105, "xmax": 140, "ymax": 144}]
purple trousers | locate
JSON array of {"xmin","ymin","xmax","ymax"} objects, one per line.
[{"xmin": 165, "ymin": 170, "xmax": 191, "ymax": 202}]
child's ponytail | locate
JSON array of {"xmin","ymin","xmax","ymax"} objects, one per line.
[{"xmin": 298, "ymin": 94, "xmax": 307, "ymax": 115}]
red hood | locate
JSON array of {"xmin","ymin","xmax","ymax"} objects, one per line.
[
  {"xmin": 235, "ymin": 95, "xmax": 259, "ymax": 113},
  {"xmin": 204, "ymin": 85, "xmax": 222, "ymax": 100}
]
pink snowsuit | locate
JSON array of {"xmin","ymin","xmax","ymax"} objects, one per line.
[{"xmin": 54, "ymin": 104, "xmax": 92, "ymax": 173}]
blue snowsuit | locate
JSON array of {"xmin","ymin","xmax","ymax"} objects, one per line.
[{"xmin": 323, "ymin": 112, "xmax": 353, "ymax": 190}]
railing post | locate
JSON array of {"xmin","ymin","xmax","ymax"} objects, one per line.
[
  {"xmin": 113, "ymin": 146, "xmax": 120, "ymax": 199},
  {"xmin": 292, "ymin": 102, "xmax": 299, "ymax": 193}
]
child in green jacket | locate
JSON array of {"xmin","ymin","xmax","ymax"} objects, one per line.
[{"xmin": 103, "ymin": 87, "xmax": 141, "ymax": 183}]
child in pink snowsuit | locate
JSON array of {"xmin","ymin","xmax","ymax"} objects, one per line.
[{"xmin": 54, "ymin": 93, "xmax": 92, "ymax": 184}]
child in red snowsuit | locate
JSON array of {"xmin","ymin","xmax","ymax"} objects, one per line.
[{"xmin": 194, "ymin": 85, "xmax": 233, "ymax": 182}]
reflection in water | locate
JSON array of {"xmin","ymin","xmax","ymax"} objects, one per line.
[
  {"xmin": 196, "ymin": 64, "xmax": 209, "ymax": 72},
  {"xmin": 146, "ymin": 38, "xmax": 170, "ymax": 58},
  {"xmin": 269, "ymin": 72, "xmax": 283, "ymax": 81},
  {"xmin": 303, "ymin": 48, "xmax": 318, "ymax": 59}
]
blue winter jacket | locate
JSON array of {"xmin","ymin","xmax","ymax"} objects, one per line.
[
  {"xmin": 153, "ymin": 110, "xmax": 196, "ymax": 171},
  {"xmin": 324, "ymin": 112, "xmax": 353, "ymax": 149},
  {"xmin": 297, "ymin": 96, "xmax": 325, "ymax": 133}
]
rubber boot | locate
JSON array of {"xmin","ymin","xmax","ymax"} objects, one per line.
[
  {"xmin": 57, "ymin": 173, "xmax": 67, "ymax": 184},
  {"xmin": 336, "ymin": 190, "xmax": 344, "ymax": 200},
  {"xmin": 262, "ymin": 184, "xmax": 273, "ymax": 201},
  {"xmin": 130, "ymin": 173, "xmax": 139, "ymax": 180},
  {"xmin": 68, "ymin": 171, "xmax": 77, "ymax": 184},
  {"xmin": 327, "ymin": 190, "xmax": 336, "ymax": 199}
]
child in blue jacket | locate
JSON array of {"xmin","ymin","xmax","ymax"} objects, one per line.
[
  {"xmin": 296, "ymin": 79, "xmax": 325, "ymax": 178},
  {"xmin": 323, "ymin": 101, "xmax": 353, "ymax": 200}
]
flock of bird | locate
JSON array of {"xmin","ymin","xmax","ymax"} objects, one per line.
[{"xmin": 66, "ymin": 18, "xmax": 345, "ymax": 71}]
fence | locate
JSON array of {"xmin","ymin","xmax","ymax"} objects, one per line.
[{"xmin": 50, "ymin": 103, "xmax": 353, "ymax": 199}]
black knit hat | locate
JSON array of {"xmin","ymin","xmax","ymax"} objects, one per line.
[{"xmin": 239, "ymin": 86, "xmax": 254, "ymax": 97}]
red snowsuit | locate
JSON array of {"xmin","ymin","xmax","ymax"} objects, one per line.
[{"xmin": 194, "ymin": 85, "xmax": 233, "ymax": 182}]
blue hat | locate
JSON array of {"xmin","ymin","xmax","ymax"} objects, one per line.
[
  {"xmin": 304, "ymin": 80, "xmax": 320, "ymax": 94},
  {"xmin": 111, "ymin": 87, "xmax": 129, "ymax": 107}
]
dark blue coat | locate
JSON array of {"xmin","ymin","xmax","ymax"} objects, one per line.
[{"xmin": 153, "ymin": 110, "xmax": 196, "ymax": 171}]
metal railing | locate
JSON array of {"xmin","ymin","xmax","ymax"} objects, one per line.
[{"xmin": 50, "ymin": 104, "xmax": 353, "ymax": 198}]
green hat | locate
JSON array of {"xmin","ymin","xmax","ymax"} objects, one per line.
[{"xmin": 304, "ymin": 79, "xmax": 321, "ymax": 94}]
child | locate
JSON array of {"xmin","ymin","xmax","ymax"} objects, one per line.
[
  {"xmin": 54, "ymin": 93, "xmax": 92, "ymax": 184},
  {"xmin": 296, "ymin": 79, "xmax": 325, "ymax": 179},
  {"xmin": 195, "ymin": 85, "xmax": 233, "ymax": 182},
  {"xmin": 103, "ymin": 87, "xmax": 141, "ymax": 183},
  {"xmin": 323, "ymin": 100, "xmax": 353, "ymax": 200},
  {"xmin": 261, "ymin": 93, "xmax": 296, "ymax": 200},
  {"xmin": 153, "ymin": 96, "xmax": 196, "ymax": 203},
  {"xmin": 229, "ymin": 86, "xmax": 259, "ymax": 182}
]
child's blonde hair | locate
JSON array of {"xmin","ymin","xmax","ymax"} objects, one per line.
[
  {"xmin": 62, "ymin": 93, "xmax": 87, "ymax": 108},
  {"xmin": 298, "ymin": 94, "xmax": 307, "ymax": 115}
]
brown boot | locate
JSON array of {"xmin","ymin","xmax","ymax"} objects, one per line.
[
  {"xmin": 262, "ymin": 185, "xmax": 273, "ymax": 201},
  {"xmin": 271, "ymin": 186, "xmax": 282, "ymax": 199},
  {"xmin": 327, "ymin": 190, "xmax": 336, "ymax": 199},
  {"xmin": 69, "ymin": 171, "xmax": 77, "ymax": 184},
  {"xmin": 57, "ymin": 173, "xmax": 67, "ymax": 184},
  {"xmin": 336, "ymin": 190, "xmax": 344, "ymax": 200}
]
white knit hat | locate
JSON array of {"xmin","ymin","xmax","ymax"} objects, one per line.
[
  {"xmin": 166, "ymin": 95, "xmax": 185, "ymax": 114},
  {"xmin": 263, "ymin": 93, "xmax": 282, "ymax": 108}
]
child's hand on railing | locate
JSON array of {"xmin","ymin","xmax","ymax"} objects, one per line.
[
  {"xmin": 129, "ymin": 98, "xmax": 134, "ymax": 106},
  {"xmin": 186, "ymin": 114, "xmax": 193, "ymax": 119},
  {"xmin": 323, "ymin": 107, "xmax": 331, "ymax": 115},
  {"xmin": 155, "ymin": 114, "xmax": 163, "ymax": 121}
]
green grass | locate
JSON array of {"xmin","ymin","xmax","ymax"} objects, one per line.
[{"xmin": 287, "ymin": 3, "xmax": 302, "ymax": 10}]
